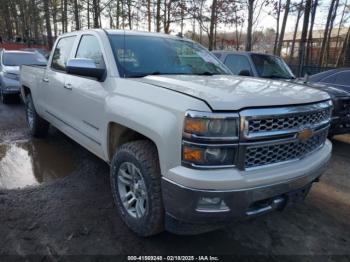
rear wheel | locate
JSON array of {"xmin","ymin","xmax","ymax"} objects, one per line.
[
  {"xmin": 110, "ymin": 140, "xmax": 164, "ymax": 236},
  {"xmin": 25, "ymin": 94, "xmax": 50, "ymax": 138}
]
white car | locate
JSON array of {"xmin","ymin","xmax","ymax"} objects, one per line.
[
  {"xmin": 0, "ymin": 50, "xmax": 47, "ymax": 103},
  {"xmin": 20, "ymin": 29, "xmax": 332, "ymax": 236}
]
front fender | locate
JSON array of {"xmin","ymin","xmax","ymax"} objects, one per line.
[
  {"xmin": 105, "ymin": 94, "xmax": 183, "ymax": 175},
  {"xmin": 103, "ymin": 78, "xmax": 211, "ymax": 175}
]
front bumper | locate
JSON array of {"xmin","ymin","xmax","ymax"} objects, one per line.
[
  {"xmin": 162, "ymin": 145, "xmax": 330, "ymax": 228},
  {"xmin": 1, "ymin": 78, "xmax": 21, "ymax": 94},
  {"xmin": 330, "ymin": 115, "xmax": 350, "ymax": 135}
]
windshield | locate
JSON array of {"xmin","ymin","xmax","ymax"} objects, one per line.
[
  {"xmin": 251, "ymin": 54, "xmax": 295, "ymax": 79},
  {"xmin": 2, "ymin": 52, "xmax": 47, "ymax": 66},
  {"xmin": 108, "ymin": 35, "xmax": 231, "ymax": 78}
]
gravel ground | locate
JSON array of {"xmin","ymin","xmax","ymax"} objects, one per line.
[{"xmin": 0, "ymin": 100, "xmax": 349, "ymax": 260}]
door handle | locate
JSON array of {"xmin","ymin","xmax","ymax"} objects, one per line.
[
  {"xmin": 63, "ymin": 83, "xmax": 72, "ymax": 90},
  {"xmin": 42, "ymin": 78, "xmax": 49, "ymax": 83}
]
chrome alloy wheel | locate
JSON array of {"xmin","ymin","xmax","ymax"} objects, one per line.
[
  {"xmin": 117, "ymin": 162, "xmax": 148, "ymax": 219},
  {"xmin": 26, "ymin": 100, "xmax": 34, "ymax": 130}
]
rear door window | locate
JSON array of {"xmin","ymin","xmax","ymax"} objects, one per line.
[
  {"xmin": 224, "ymin": 54, "xmax": 252, "ymax": 75},
  {"xmin": 51, "ymin": 36, "xmax": 76, "ymax": 71}
]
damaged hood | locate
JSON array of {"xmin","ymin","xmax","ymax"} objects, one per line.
[{"xmin": 133, "ymin": 75, "xmax": 330, "ymax": 111}]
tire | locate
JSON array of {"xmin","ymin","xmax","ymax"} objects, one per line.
[
  {"xmin": 25, "ymin": 94, "xmax": 50, "ymax": 138},
  {"xmin": 110, "ymin": 140, "xmax": 164, "ymax": 236},
  {"xmin": 0, "ymin": 89, "xmax": 10, "ymax": 104}
]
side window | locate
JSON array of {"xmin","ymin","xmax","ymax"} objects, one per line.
[
  {"xmin": 334, "ymin": 71, "xmax": 350, "ymax": 86},
  {"xmin": 51, "ymin": 36, "xmax": 76, "ymax": 71},
  {"xmin": 76, "ymin": 35, "xmax": 105, "ymax": 68},
  {"xmin": 224, "ymin": 54, "xmax": 252, "ymax": 75}
]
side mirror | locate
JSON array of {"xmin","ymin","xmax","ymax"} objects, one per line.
[
  {"xmin": 238, "ymin": 69, "xmax": 251, "ymax": 77},
  {"xmin": 66, "ymin": 58, "xmax": 106, "ymax": 81}
]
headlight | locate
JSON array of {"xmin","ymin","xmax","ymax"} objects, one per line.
[
  {"xmin": 183, "ymin": 111, "xmax": 239, "ymax": 140},
  {"xmin": 182, "ymin": 111, "xmax": 239, "ymax": 169},
  {"xmin": 4, "ymin": 72, "xmax": 18, "ymax": 80}
]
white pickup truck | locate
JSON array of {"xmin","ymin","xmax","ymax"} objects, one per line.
[{"xmin": 20, "ymin": 29, "xmax": 332, "ymax": 236}]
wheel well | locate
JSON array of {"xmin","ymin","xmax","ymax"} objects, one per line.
[
  {"xmin": 108, "ymin": 122, "xmax": 157, "ymax": 161},
  {"xmin": 22, "ymin": 86, "xmax": 31, "ymax": 98}
]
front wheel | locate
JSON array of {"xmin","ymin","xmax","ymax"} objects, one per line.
[
  {"xmin": 110, "ymin": 140, "xmax": 164, "ymax": 236},
  {"xmin": 25, "ymin": 94, "xmax": 50, "ymax": 138}
]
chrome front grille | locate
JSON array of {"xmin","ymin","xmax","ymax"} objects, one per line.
[
  {"xmin": 248, "ymin": 109, "xmax": 331, "ymax": 133},
  {"xmin": 239, "ymin": 100, "xmax": 332, "ymax": 170},
  {"xmin": 244, "ymin": 128, "xmax": 328, "ymax": 168}
]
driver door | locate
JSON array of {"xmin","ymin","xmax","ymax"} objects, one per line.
[{"xmin": 63, "ymin": 34, "xmax": 108, "ymax": 158}]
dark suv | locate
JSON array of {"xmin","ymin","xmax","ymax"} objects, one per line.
[{"xmin": 213, "ymin": 51, "xmax": 350, "ymax": 136}]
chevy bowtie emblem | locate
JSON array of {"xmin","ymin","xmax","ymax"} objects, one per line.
[{"xmin": 298, "ymin": 128, "xmax": 314, "ymax": 141}]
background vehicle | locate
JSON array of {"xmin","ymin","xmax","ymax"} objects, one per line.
[
  {"xmin": 0, "ymin": 50, "xmax": 47, "ymax": 103},
  {"xmin": 21, "ymin": 48, "xmax": 50, "ymax": 59},
  {"xmin": 212, "ymin": 50, "xmax": 295, "ymax": 79},
  {"xmin": 21, "ymin": 29, "xmax": 332, "ymax": 236},
  {"xmin": 308, "ymin": 68, "xmax": 350, "ymax": 93},
  {"xmin": 213, "ymin": 50, "xmax": 350, "ymax": 136}
]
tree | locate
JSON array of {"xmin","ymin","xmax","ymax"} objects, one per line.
[
  {"xmin": 208, "ymin": 0, "xmax": 217, "ymax": 50},
  {"xmin": 298, "ymin": 0, "xmax": 311, "ymax": 76},
  {"xmin": 245, "ymin": 0, "xmax": 268, "ymax": 51},
  {"xmin": 305, "ymin": 0, "xmax": 318, "ymax": 65},
  {"xmin": 147, "ymin": 0, "xmax": 151, "ymax": 31},
  {"xmin": 273, "ymin": 0, "xmax": 282, "ymax": 54},
  {"xmin": 289, "ymin": 0, "xmax": 303, "ymax": 63},
  {"xmin": 318, "ymin": 0, "xmax": 337, "ymax": 66},
  {"xmin": 337, "ymin": 26, "xmax": 350, "ymax": 66},
  {"xmin": 245, "ymin": 0, "xmax": 254, "ymax": 51},
  {"xmin": 43, "ymin": 0, "xmax": 53, "ymax": 48},
  {"xmin": 73, "ymin": 0, "xmax": 81, "ymax": 30},
  {"xmin": 325, "ymin": 0, "xmax": 339, "ymax": 65},
  {"xmin": 276, "ymin": 0, "xmax": 291, "ymax": 55},
  {"xmin": 92, "ymin": 0, "xmax": 100, "ymax": 28}
]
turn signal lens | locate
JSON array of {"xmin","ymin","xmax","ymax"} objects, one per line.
[
  {"xmin": 182, "ymin": 144, "xmax": 236, "ymax": 167},
  {"xmin": 183, "ymin": 147, "xmax": 203, "ymax": 162},
  {"xmin": 184, "ymin": 118, "xmax": 207, "ymax": 134}
]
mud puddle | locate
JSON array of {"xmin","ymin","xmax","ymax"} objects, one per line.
[{"xmin": 0, "ymin": 139, "xmax": 75, "ymax": 189}]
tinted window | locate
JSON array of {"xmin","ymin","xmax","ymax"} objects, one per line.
[
  {"xmin": 76, "ymin": 35, "xmax": 105, "ymax": 68},
  {"xmin": 334, "ymin": 71, "xmax": 350, "ymax": 86},
  {"xmin": 2, "ymin": 52, "xmax": 47, "ymax": 66},
  {"xmin": 51, "ymin": 36, "xmax": 76, "ymax": 71},
  {"xmin": 321, "ymin": 74, "xmax": 337, "ymax": 84},
  {"xmin": 309, "ymin": 70, "xmax": 338, "ymax": 82},
  {"xmin": 251, "ymin": 54, "xmax": 295, "ymax": 79},
  {"xmin": 109, "ymin": 35, "xmax": 230, "ymax": 78},
  {"xmin": 224, "ymin": 54, "xmax": 252, "ymax": 75}
]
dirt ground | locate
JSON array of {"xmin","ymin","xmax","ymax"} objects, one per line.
[{"xmin": 0, "ymin": 99, "xmax": 349, "ymax": 259}]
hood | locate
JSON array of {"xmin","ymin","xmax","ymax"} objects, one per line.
[
  {"xmin": 293, "ymin": 79, "xmax": 350, "ymax": 98},
  {"xmin": 134, "ymin": 75, "xmax": 330, "ymax": 111},
  {"xmin": 3, "ymin": 66, "xmax": 20, "ymax": 75}
]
